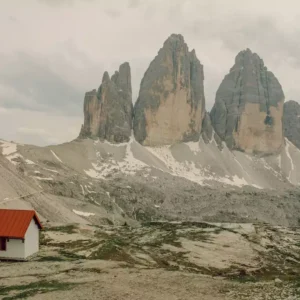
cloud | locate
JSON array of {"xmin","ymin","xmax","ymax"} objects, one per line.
[
  {"xmin": 0, "ymin": 52, "xmax": 85, "ymax": 115},
  {"xmin": 16, "ymin": 127, "xmax": 63, "ymax": 145},
  {"xmin": 0, "ymin": 107, "xmax": 9, "ymax": 114},
  {"xmin": 0, "ymin": 107, "xmax": 81, "ymax": 146},
  {"xmin": 17, "ymin": 127, "xmax": 48, "ymax": 135},
  {"xmin": 8, "ymin": 16, "xmax": 18, "ymax": 23},
  {"xmin": 128, "ymin": 0, "xmax": 140, "ymax": 9},
  {"xmin": 38, "ymin": 0, "xmax": 95, "ymax": 7},
  {"xmin": 104, "ymin": 9, "xmax": 121, "ymax": 19}
]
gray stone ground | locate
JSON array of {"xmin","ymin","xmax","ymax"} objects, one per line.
[{"xmin": 1, "ymin": 222, "xmax": 300, "ymax": 299}]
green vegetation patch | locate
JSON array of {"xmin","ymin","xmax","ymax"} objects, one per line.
[
  {"xmin": 37, "ymin": 255, "xmax": 66, "ymax": 262},
  {"xmin": 58, "ymin": 250, "xmax": 86, "ymax": 261},
  {"xmin": 89, "ymin": 237, "xmax": 135, "ymax": 263},
  {"xmin": 39, "ymin": 231, "xmax": 53, "ymax": 246},
  {"xmin": 0, "ymin": 280, "xmax": 77, "ymax": 300},
  {"xmin": 47, "ymin": 224, "xmax": 77, "ymax": 234}
]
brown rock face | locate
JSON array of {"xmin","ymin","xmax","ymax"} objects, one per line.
[
  {"xmin": 133, "ymin": 34, "xmax": 205, "ymax": 146},
  {"xmin": 233, "ymin": 102, "xmax": 284, "ymax": 154},
  {"xmin": 210, "ymin": 49, "xmax": 284, "ymax": 154},
  {"xmin": 79, "ymin": 62, "xmax": 133, "ymax": 143}
]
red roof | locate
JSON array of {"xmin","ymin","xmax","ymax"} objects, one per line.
[{"xmin": 0, "ymin": 209, "xmax": 42, "ymax": 239}]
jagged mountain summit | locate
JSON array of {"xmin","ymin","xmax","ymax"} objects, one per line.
[
  {"xmin": 79, "ymin": 62, "xmax": 133, "ymax": 143},
  {"xmin": 210, "ymin": 48, "xmax": 285, "ymax": 155},
  {"xmin": 133, "ymin": 34, "xmax": 205, "ymax": 146}
]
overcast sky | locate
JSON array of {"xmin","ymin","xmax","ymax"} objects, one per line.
[{"xmin": 1, "ymin": 0, "xmax": 300, "ymax": 146}]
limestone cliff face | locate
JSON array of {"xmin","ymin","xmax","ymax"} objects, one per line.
[
  {"xmin": 210, "ymin": 49, "xmax": 284, "ymax": 154},
  {"xmin": 283, "ymin": 100, "xmax": 300, "ymax": 149},
  {"xmin": 79, "ymin": 62, "xmax": 133, "ymax": 143},
  {"xmin": 133, "ymin": 34, "xmax": 205, "ymax": 146}
]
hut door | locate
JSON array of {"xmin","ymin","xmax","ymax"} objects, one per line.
[{"xmin": 0, "ymin": 237, "xmax": 6, "ymax": 251}]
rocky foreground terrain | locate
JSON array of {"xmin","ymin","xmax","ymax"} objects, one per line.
[{"xmin": 1, "ymin": 221, "xmax": 300, "ymax": 299}]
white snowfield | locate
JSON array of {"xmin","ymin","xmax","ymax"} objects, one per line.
[
  {"xmin": 0, "ymin": 141, "xmax": 17, "ymax": 155},
  {"xmin": 1, "ymin": 135, "xmax": 300, "ymax": 190},
  {"xmin": 0, "ymin": 140, "xmax": 23, "ymax": 165},
  {"xmin": 81, "ymin": 135, "xmax": 300, "ymax": 189}
]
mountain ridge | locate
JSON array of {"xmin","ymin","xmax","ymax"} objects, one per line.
[{"xmin": 1, "ymin": 133, "xmax": 300, "ymax": 227}]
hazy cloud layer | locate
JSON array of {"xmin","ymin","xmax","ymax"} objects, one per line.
[
  {"xmin": 1, "ymin": 0, "xmax": 300, "ymax": 145},
  {"xmin": 0, "ymin": 52, "xmax": 84, "ymax": 114}
]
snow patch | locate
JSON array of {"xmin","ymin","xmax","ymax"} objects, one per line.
[
  {"xmin": 85, "ymin": 185, "xmax": 96, "ymax": 194},
  {"xmin": 185, "ymin": 142, "xmax": 201, "ymax": 154},
  {"xmin": 85, "ymin": 134, "xmax": 149, "ymax": 179},
  {"xmin": 277, "ymin": 154, "xmax": 282, "ymax": 169},
  {"xmin": 44, "ymin": 168, "xmax": 59, "ymax": 173},
  {"xmin": 0, "ymin": 141, "xmax": 17, "ymax": 155},
  {"xmin": 50, "ymin": 150, "xmax": 63, "ymax": 163},
  {"xmin": 84, "ymin": 169, "xmax": 99, "ymax": 179},
  {"xmin": 146, "ymin": 145, "xmax": 256, "ymax": 188},
  {"xmin": 103, "ymin": 139, "xmax": 128, "ymax": 147},
  {"xmin": 233, "ymin": 155, "xmax": 250, "ymax": 179},
  {"xmin": 119, "ymin": 135, "xmax": 148, "ymax": 174},
  {"xmin": 261, "ymin": 159, "xmax": 281, "ymax": 179},
  {"xmin": 72, "ymin": 210, "xmax": 95, "ymax": 217},
  {"xmin": 80, "ymin": 184, "xmax": 85, "ymax": 195},
  {"xmin": 0, "ymin": 141, "xmax": 23, "ymax": 165},
  {"xmin": 285, "ymin": 139, "xmax": 294, "ymax": 182},
  {"xmin": 25, "ymin": 159, "xmax": 36, "ymax": 165},
  {"xmin": 32, "ymin": 176, "xmax": 53, "ymax": 181},
  {"xmin": 6, "ymin": 153, "xmax": 23, "ymax": 165}
]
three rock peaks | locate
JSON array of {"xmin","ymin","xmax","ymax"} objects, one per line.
[{"xmin": 80, "ymin": 34, "xmax": 295, "ymax": 154}]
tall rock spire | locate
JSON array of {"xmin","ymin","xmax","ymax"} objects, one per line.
[
  {"xmin": 210, "ymin": 49, "xmax": 284, "ymax": 154},
  {"xmin": 79, "ymin": 62, "xmax": 133, "ymax": 143},
  {"xmin": 133, "ymin": 34, "xmax": 205, "ymax": 146}
]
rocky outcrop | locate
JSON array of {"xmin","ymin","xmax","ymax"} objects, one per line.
[
  {"xmin": 210, "ymin": 49, "xmax": 284, "ymax": 154},
  {"xmin": 79, "ymin": 62, "xmax": 133, "ymax": 143},
  {"xmin": 201, "ymin": 112, "xmax": 223, "ymax": 149},
  {"xmin": 201, "ymin": 112, "xmax": 213, "ymax": 144},
  {"xmin": 283, "ymin": 100, "xmax": 300, "ymax": 149},
  {"xmin": 133, "ymin": 34, "xmax": 205, "ymax": 146}
]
